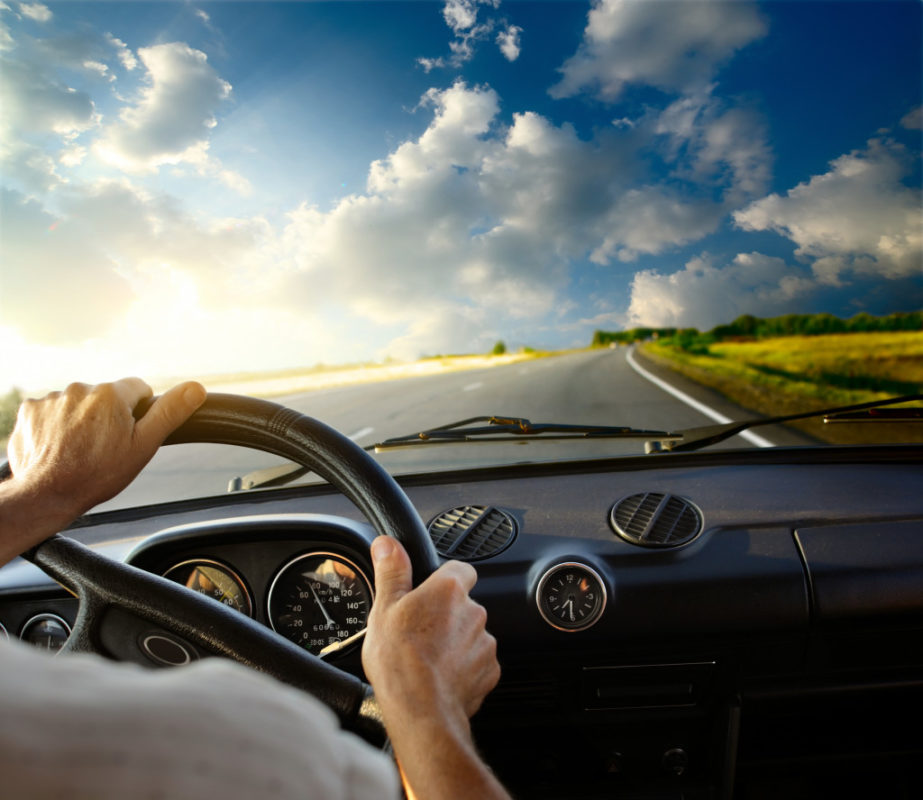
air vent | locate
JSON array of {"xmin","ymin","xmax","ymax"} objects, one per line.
[
  {"xmin": 427, "ymin": 505, "xmax": 517, "ymax": 561},
  {"xmin": 609, "ymin": 492, "xmax": 702, "ymax": 548}
]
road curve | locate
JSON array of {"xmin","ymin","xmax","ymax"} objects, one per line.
[{"xmin": 98, "ymin": 348, "xmax": 806, "ymax": 511}]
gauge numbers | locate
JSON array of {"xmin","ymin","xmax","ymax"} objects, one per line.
[
  {"xmin": 536, "ymin": 562, "xmax": 607, "ymax": 632},
  {"xmin": 20, "ymin": 613, "xmax": 71, "ymax": 652},
  {"xmin": 163, "ymin": 559, "xmax": 253, "ymax": 617},
  {"xmin": 268, "ymin": 552, "xmax": 373, "ymax": 657}
]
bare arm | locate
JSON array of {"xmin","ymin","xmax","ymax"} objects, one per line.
[
  {"xmin": 0, "ymin": 378, "xmax": 206, "ymax": 566},
  {"xmin": 362, "ymin": 535, "xmax": 510, "ymax": 800}
]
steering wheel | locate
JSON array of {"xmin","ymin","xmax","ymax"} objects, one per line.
[{"xmin": 17, "ymin": 393, "xmax": 442, "ymax": 742}]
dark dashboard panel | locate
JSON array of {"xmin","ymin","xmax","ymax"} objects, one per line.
[{"xmin": 1, "ymin": 447, "xmax": 922, "ymax": 798}]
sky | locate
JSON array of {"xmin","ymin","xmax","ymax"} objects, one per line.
[{"xmin": 1, "ymin": 0, "xmax": 921, "ymax": 392}]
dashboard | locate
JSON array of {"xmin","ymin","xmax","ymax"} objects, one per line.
[{"xmin": 2, "ymin": 443, "xmax": 923, "ymax": 799}]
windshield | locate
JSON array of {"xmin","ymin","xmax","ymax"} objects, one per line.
[{"xmin": 1, "ymin": 1, "xmax": 921, "ymax": 510}]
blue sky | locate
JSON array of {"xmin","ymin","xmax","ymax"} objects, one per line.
[{"xmin": 1, "ymin": 0, "xmax": 921, "ymax": 390}]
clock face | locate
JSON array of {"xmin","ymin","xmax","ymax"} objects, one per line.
[{"xmin": 536, "ymin": 563, "xmax": 607, "ymax": 632}]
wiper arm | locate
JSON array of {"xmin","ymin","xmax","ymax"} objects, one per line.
[
  {"xmin": 664, "ymin": 393, "xmax": 923, "ymax": 453},
  {"xmin": 228, "ymin": 415, "xmax": 681, "ymax": 491},
  {"xmin": 370, "ymin": 415, "xmax": 682, "ymax": 450}
]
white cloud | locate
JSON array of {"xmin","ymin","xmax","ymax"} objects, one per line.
[
  {"xmin": 18, "ymin": 2, "xmax": 51, "ymax": 23},
  {"xmin": 105, "ymin": 34, "xmax": 137, "ymax": 71},
  {"xmin": 550, "ymin": 0, "xmax": 767, "ymax": 101},
  {"xmin": 0, "ymin": 56, "xmax": 97, "ymax": 135},
  {"xmin": 94, "ymin": 42, "xmax": 231, "ymax": 172},
  {"xmin": 626, "ymin": 252, "xmax": 816, "ymax": 329},
  {"xmin": 419, "ymin": 0, "xmax": 507, "ymax": 71},
  {"xmin": 267, "ymin": 80, "xmax": 759, "ymax": 357},
  {"xmin": 496, "ymin": 24, "xmax": 522, "ymax": 61},
  {"xmin": 734, "ymin": 137, "xmax": 923, "ymax": 285},
  {"xmin": 901, "ymin": 106, "xmax": 922, "ymax": 130},
  {"xmin": 655, "ymin": 88, "xmax": 771, "ymax": 202}
]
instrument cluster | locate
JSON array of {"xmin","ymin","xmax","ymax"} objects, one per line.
[{"xmin": 160, "ymin": 549, "xmax": 374, "ymax": 659}]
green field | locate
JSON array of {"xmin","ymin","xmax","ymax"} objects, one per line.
[{"xmin": 641, "ymin": 331, "xmax": 923, "ymax": 444}]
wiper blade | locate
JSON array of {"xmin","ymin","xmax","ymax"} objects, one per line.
[
  {"xmin": 664, "ymin": 393, "xmax": 923, "ymax": 453},
  {"xmin": 369, "ymin": 415, "xmax": 681, "ymax": 450}
]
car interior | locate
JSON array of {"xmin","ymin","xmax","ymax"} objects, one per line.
[{"xmin": 1, "ymin": 393, "xmax": 921, "ymax": 799}]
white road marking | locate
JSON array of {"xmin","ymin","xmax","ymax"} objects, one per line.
[
  {"xmin": 463, "ymin": 381, "xmax": 484, "ymax": 392},
  {"xmin": 347, "ymin": 426, "xmax": 375, "ymax": 441},
  {"xmin": 625, "ymin": 347, "xmax": 775, "ymax": 448}
]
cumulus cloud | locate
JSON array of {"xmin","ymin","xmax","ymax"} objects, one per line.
[
  {"xmin": 654, "ymin": 88, "xmax": 771, "ymax": 201},
  {"xmin": 94, "ymin": 42, "xmax": 231, "ymax": 172},
  {"xmin": 734, "ymin": 137, "xmax": 923, "ymax": 285},
  {"xmin": 105, "ymin": 33, "xmax": 137, "ymax": 71},
  {"xmin": 264, "ymin": 80, "xmax": 766, "ymax": 356},
  {"xmin": 419, "ymin": 0, "xmax": 518, "ymax": 72},
  {"xmin": 0, "ymin": 49, "xmax": 99, "ymax": 189},
  {"xmin": 496, "ymin": 24, "xmax": 522, "ymax": 61},
  {"xmin": 626, "ymin": 252, "xmax": 817, "ymax": 329},
  {"xmin": 19, "ymin": 2, "xmax": 51, "ymax": 23},
  {"xmin": 550, "ymin": 0, "xmax": 767, "ymax": 101},
  {"xmin": 901, "ymin": 106, "xmax": 922, "ymax": 130}
]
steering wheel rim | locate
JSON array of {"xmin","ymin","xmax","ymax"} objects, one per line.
[{"xmin": 20, "ymin": 393, "xmax": 442, "ymax": 740}]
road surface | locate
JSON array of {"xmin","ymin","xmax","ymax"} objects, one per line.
[{"xmin": 97, "ymin": 347, "xmax": 812, "ymax": 512}]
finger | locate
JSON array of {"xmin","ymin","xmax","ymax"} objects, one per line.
[
  {"xmin": 134, "ymin": 381, "xmax": 206, "ymax": 451},
  {"xmin": 109, "ymin": 377, "xmax": 154, "ymax": 410},
  {"xmin": 433, "ymin": 559, "xmax": 478, "ymax": 594},
  {"xmin": 370, "ymin": 535, "xmax": 413, "ymax": 607}
]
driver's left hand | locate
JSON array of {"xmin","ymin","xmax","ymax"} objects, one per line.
[{"xmin": 1, "ymin": 378, "xmax": 205, "ymax": 565}]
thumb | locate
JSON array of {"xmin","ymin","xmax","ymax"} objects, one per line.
[
  {"xmin": 135, "ymin": 381, "xmax": 207, "ymax": 451},
  {"xmin": 370, "ymin": 535, "xmax": 413, "ymax": 607}
]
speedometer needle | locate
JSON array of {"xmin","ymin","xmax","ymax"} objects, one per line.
[{"xmin": 310, "ymin": 585, "xmax": 336, "ymax": 628}]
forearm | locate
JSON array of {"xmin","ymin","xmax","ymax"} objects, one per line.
[
  {"xmin": 0, "ymin": 478, "xmax": 75, "ymax": 567},
  {"xmin": 388, "ymin": 714, "xmax": 510, "ymax": 800}
]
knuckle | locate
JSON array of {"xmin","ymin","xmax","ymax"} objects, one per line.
[{"xmin": 64, "ymin": 382, "xmax": 89, "ymax": 397}]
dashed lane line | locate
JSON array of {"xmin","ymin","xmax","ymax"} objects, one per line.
[{"xmin": 625, "ymin": 347, "xmax": 774, "ymax": 448}]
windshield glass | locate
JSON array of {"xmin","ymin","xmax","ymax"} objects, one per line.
[{"xmin": 2, "ymin": 0, "xmax": 921, "ymax": 510}]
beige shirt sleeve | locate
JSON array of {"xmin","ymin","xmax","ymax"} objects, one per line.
[{"xmin": 0, "ymin": 639, "xmax": 400, "ymax": 800}]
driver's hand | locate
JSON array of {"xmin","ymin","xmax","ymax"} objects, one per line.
[
  {"xmin": 1, "ymin": 378, "xmax": 205, "ymax": 564},
  {"xmin": 363, "ymin": 537, "xmax": 500, "ymax": 725}
]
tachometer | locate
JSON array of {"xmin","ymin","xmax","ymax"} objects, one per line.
[
  {"xmin": 267, "ymin": 552, "xmax": 373, "ymax": 657},
  {"xmin": 162, "ymin": 559, "xmax": 253, "ymax": 617}
]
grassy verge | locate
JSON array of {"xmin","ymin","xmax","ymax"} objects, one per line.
[{"xmin": 641, "ymin": 331, "xmax": 923, "ymax": 444}]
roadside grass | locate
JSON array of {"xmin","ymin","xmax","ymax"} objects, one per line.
[{"xmin": 641, "ymin": 331, "xmax": 923, "ymax": 444}]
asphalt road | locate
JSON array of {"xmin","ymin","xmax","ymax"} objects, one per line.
[{"xmin": 97, "ymin": 347, "xmax": 812, "ymax": 512}]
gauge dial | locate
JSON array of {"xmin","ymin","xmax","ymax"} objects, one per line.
[
  {"xmin": 536, "ymin": 562, "xmax": 607, "ymax": 632},
  {"xmin": 20, "ymin": 613, "xmax": 71, "ymax": 651},
  {"xmin": 163, "ymin": 559, "xmax": 253, "ymax": 617},
  {"xmin": 268, "ymin": 552, "xmax": 373, "ymax": 657}
]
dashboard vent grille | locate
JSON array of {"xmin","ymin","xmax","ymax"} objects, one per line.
[
  {"xmin": 427, "ymin": 505, "xmax": 517, "ymax": 561},
  {"xmin": 610, "ymin": 492, "xmax": 702, "ymax": 548}
]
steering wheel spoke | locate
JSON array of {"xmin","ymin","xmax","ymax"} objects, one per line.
[{"xmin": 21, "ymin": 393, "xmax": 441, "ymax": 743}]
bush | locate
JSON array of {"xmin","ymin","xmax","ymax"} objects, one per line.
[
  {"xmin": 492, "ymin": 340, "xmax": 507, "ymax": 355},
  {"xmin": 0, "ymin": 388, "xmax": 23, "ymax": 442}
]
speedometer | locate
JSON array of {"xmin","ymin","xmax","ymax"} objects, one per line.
[{"xmin": 267, "ymin": 552, "xmax": 373, "ymax": 657}]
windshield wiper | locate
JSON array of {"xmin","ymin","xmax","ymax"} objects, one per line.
[
  {"xmin": 369, "ymin": 415, "xmax": 682, "ymax": 450},
  {"xmin": 660, "ymin": 393, "xmax": 923, "ymax": 453},
  {"xmin": 228, "ymin": 416, "xmax": 681, "ymax": 491},
  {"xmin": 229, "ymin": 395, "xmax": 923, "ymax": 491}
]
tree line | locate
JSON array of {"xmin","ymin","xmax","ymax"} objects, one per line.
[{"xmin": 592, "ymin": 310, "xmax": 922, "ymax": 351}]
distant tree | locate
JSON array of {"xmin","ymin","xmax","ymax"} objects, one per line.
[
  {"xmin": 0, "ymin": 387, "xmax": 22, "ymax": 441},
  {"xmin": 492, "ymin": 340, "xmax": 507, "ymax": 355}
]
